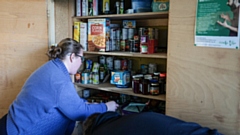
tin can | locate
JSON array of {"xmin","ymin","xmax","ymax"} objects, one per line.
[
  {"xmin": 120, "ymin": 40, "xmax": 126, "ymax": 51},
  {"xmin": 139, "ymin": 27, "xmax": 147, "ymax": 37},
  {"xmin": 141, "ymin": 64, "xmax": 148, "ymax": 74},
  {"xmin": 121, "ymin": 59, "xmax": 128, "ymax": 70},
  {"xmin": 106, "ymin": 56, "xmax": 113, "ymax": 70},
  {"xmin": 116, "ymin": 29, "xmax": 121, "ymax": 39},
  {"xmin": 111, "ymin": 39, "xmax": 116, "ymax": 51},
  {"xmin": 99, "ymin": 55, "xmax": 106, "ymax": 65},
  {"xmin": 92, "ymin": 72, "xmax": 99, "ymax": 84},
  {"xmin": 133, "ymin": 35, "xmax": 140, "ymax": 52},
  {"xmin": 85, "ymin": 59, "xmax": 93, "ymax": 70},
  {"xmin": 75, "ymin": 72, "xmax": 81, "ymax": 83},
  {"xmin": 114, "ymin": 59, "xmax": 121, "ymax": 70},
  {"xmin": 122, "ymin": 28, "xmax": 128, "ymax": 40},
  {"xmin": 89, "ymin": 72, "xmax": 93, "ymax": 84},
  {"xmin": 127, "ymin": 59, "xmax": 133, "ymax": 70},
  {"xmin": 81, "ymin": 72, "xmax": 90, "ymax": 84},
  {"xmin": 148, "ymin": 63, "xmax": 157, "ymax": 74},
  {"xmin": 110, "ymin": 28, "xmax": 116, "ymax": 39},
  {"xmin": 129, "ymin": 40, "xmax": 134, "ymax": 52},
  {"xmin": 148, "ymin": 28, "xmax": 154, "ymax": 40},
  {"xmin": 140, "ymin": 35, "xmax": 148, "ymax": 43},
  {"xmin": 116, "ymin": 39, "xmax": 121, "ymax": 51},
  {"xmin": 128, "ymin": 28, "xmax": 134, "ymax": 39}
]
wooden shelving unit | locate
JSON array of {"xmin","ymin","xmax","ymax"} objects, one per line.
[
  {"xmin": 73, "ymin": 11, "xmax": 168, "ymax": 102},
  {"xmin": 73, "ymin": 12, "xmax": 169, "ymax": 20},
  {"xmin": 84, "ymin": 51, "xmax": 167, "ymax": 59},
  {"xmin": 75, "ymin": 83, "xmax": 166, "ymax": 101}
]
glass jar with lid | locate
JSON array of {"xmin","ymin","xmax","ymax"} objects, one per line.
[
  {"xmin": 141, "ymin": 79, "xmax": 149, "ymax": 95},
  {"xmin": 149, "ymin": 79, "xmax": 159, "ymax": 95}
]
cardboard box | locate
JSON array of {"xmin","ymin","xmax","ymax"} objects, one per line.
[
  {"xmin": 73, "ymin": 22, "xmax": 80, "ymax": 42},
  {"xmin": 122, "ymin": 20, "xmax": 136, "ymax": 28},
  {"xmin": 80, "ymin": 22, "xmax": 88, "ymax": 51},
  {"xmin": 110, "ymin": 70, "xmax": 130, "ymax": 85},
  {"xmin": 88, "ymin": 18, "xmax": 110, "ymax": 52}
]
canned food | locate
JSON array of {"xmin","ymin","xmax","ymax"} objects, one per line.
[
  {"xmin": 139, "ymin": 27, "xmax": 147, "ymax": 37},
  {"xmin": 111, "ymin": 39, "xmax": 116, "ymax": 51},
  {"xmin": 121, "ymin": 59, "xmax": 128, "ymax": 70},
  {"xmin": 81, "ymin": 72, "xmax": 90, "ymax": 84},
  {"xmin": 92, "ymin": 72, "xmax": 99, "ymax": 84},
  {"xmin": 116, "ymin": 29, "xmax": 121, "ymax": 39},
  {"xmin": 148, "ymin": 63, "xmax": 157, "ymax": 74},
  {"xmin": 141, "ymin": 64, "xmax": 148, "ymax": 74},
  {"xmin": 114, "ymin": 59, "xmax": 121, "ymax": 70},
  {"xmin": 148, "ymin": 28, "xmax": 154, "ymax": 40},
  {"xmin": 116, "ymin": 39, "xmax": 121, "ymax": 51},
  {"xmin": 106, "ymin": 56, "xmax": 113, "ymax": 70},
  {"xmin": 127, "ymin": 59, "xmax": 133, "ymax": 70},
  {"xmin": 110, "ymin": 28, "xmax": 116, "ymax": 39},
  {"xmin": 122, "ymin": 28, "xmax": 128, "ymax": 40},
  {"xmin": 85, "ymin": 59, "xmax": 93, "ymax": 70},
  {"xmin": 128, "ymin": 28, "xmax": 134, "ymax": 39},
  {"xmin": 99, "ymin": 55, "xmax": 106, "ymax": 65},
  {"xmin": 120, "ymin": 40, "xmax": 126, "ymax": 51}
]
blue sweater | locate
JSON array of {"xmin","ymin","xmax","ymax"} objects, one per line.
[{"xmin": 7, "ymin": 58, "xmax": 107, "ymax": 135}]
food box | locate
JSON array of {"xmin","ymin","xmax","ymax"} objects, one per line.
[
  {"xmin": 80, "ymin": 22, "xmax": 88, "ymax": 51},
  {"xmin": 122, "ymin": 20, "xmax": 136, "ymax": 28},
  {"xmin": 88, "ymin": 18, "xmax": 111, "ymax": 52},
  {"xmin": 152, "ymin": 0, "xmax": 169, "ymax": 12},
  {"xmin": 73, "ymin": 22, "xmax": 81, "ymax": 42},
  {"xmin": 110, "ymin": 70, "xmax": 130, "ymax": 86}
]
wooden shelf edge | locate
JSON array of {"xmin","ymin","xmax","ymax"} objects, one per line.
[
  {"xmin": 73, "ymin": 12, "xmax": 169, "ymax": 20},
  {"xmin": 83, "ymin": 51, "xmax": 167, "ymax": 59},
  {"xmin": 74, "ymin": 83, "xmax": 166, "ymax": 101}
]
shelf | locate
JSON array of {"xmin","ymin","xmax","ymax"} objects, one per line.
[
  {"xmin": 84, "ymin": 51, "xmax": 167, "ymax": 59},
  {"xmin": 74, "ymin": 83, "xmax": 166, "ymax": 101},
  {"xmin": 73, "ymin": 12, "xmax": 169, "ymax": 20}
]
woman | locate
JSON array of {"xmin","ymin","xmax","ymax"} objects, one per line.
[
  {"xmin": 0, "ymin": 38, "xmax": 118, "ymax": 135},
  {"xmin": 217, "ymin": 0, "xmax": 239, "ymax": 36}
]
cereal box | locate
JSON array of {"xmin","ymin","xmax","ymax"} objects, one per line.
[
  {"xmin": 88, "ymin": 18, "xmax": 110, "ymax": 52},
  {"xmin": 73, "ymin": 22, "xmax": 80, "ymax": 42}
]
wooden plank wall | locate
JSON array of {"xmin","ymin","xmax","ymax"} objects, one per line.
[
  {"xmin": 166, "ymin": 0, "xmax": 240, "ymax": 135},
  {"xmin": 55, "ymin": 0, "xmax": 74, "ymax": 43},
  {"xmin": 0, "ymin": 0, "xmax": 48, "ymax": 117}
]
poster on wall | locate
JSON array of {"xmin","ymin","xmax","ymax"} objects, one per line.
[{"xmin": 195, "ymin": 0, "xmax": 240, "ymax": 49}]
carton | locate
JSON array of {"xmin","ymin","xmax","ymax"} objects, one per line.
[
  {"xmin": 110, "ymin": 70, "xmax": 130, "ymax": 86},
  {"xmin": 73, "ymin": 22, "xmax": 80, "ymax": 42},
  {"xmin": 88, "ymin": 18, "xmax": 110, "ymax": 51},
  {"xmin": 80, "ymin": 22, "xmax": 88, "ymax": 51}
]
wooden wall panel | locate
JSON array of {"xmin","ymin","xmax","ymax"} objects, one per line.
[
  {"xmin": 166, "ymin": 0, "xmax": 240, "ymax": 135},
  {"xmin": 0, "ymin": 0, "xmax": 48, "ymax": 117},
  {"xmin": 55, "ymin": 0, "xmax": 74, "ymax": 43}
]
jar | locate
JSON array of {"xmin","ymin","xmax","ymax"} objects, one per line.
[
  {"xmin": 140, "ymin": 79, "xmax": 149, "ymax": 95},
  {"xmin": 153, "ymin": 72, "xmax": 160, "ymax": 81},
  {"xmin": 149, "ymin": 80, "xmax": 159, "ymax": 95},
  {"xmin": 132, "ymin": 74, "xmax": 143, "ymax": 94},
  {"xmin": 140, "ymin": 44, "xmax": 148, "ymax": 54},
  {"xmin": 159, "ymin": 73, "xmax": 166, "ymax": 94},
  {"xmin": 132, "ymin": 77, "xmax": 141, "ymax": 94}
]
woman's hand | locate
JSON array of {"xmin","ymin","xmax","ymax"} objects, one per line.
[{"xmin": 105, "ymin": 101, "xmax": 119, "ymax": 111}]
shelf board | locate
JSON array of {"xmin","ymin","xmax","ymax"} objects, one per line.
[
  {"xmin": 75, "ymin": 83, "xmax": 166, "ymax": 101},
  {"xmin": 83, "ymin": 51, "xmax": 167, "ymax": 59},
  {"xmin": 73, "ymin": 12, "xmax": 169, "ymax": 20}
]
